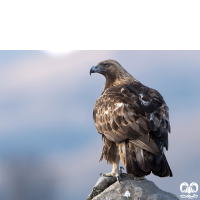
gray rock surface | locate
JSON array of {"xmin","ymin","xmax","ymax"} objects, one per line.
[
  {"xmin": 87, "ymin": 173, "xmax": 179, "ymax": 200},
  {"xmin": 87, "ymin": 176, "xmax": 117, "ymax": 200}
]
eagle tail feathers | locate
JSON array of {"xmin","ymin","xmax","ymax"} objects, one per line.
[{"xmin": 125, "ymin": 142, "xmax": 172, "ymax": 178}]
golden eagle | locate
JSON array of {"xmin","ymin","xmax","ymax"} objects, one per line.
[{"xmin": 90, "ymin": 59, "xmax": 172, "ymax": 182}]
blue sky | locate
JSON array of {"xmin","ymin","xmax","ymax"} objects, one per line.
[{"xmin": 0, "ymin": 50, "xmax": 200, "ymax": 200}]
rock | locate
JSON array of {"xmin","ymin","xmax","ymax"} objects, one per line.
[
  {"xmin": 87, "ymin": 173, "xmax": 179, "ymax": 200},
  {"xmin": 87, "ymin": 176, "xmax": 117, "ymax": 200}
]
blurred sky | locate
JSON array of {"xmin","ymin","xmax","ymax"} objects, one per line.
[{"xmin": 0, "ymin": 50, "xmax": 200, "ymax": 200}]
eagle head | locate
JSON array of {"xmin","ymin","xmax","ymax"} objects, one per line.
[
  {"xmin": 90, "ymin": 59, "xmax": 134, "ymax": 89},
  {"xmin": 90, "ymin": 59, "xmax": 121, "ymax": 76}
]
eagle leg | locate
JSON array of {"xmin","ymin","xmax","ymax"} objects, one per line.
[{"xmin": 100, "ymin": 154, "xmax": 124, "ymax": 184}]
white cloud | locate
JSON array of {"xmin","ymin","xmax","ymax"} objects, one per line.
[{"xmin": 44, "ymin": 50, "xmax": 74, "ymax": 57}]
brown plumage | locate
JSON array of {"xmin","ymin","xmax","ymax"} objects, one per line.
[{"xmin": 90, "ymin": 59, "xmax": 172, "ymax": 178}]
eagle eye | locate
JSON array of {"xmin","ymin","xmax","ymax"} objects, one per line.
[{"xmin": 104, "ymin": 64, "xmax": 110, "ymax": 68}]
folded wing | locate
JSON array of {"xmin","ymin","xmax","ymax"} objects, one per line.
[{"xmin": 93, "ymin": 81, "xmax": 170, "ymax": 155}]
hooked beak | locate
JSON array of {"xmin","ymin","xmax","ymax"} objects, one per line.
[
  {"xmin": 90, "ymin": 65, "xmax": 98, "ymax": 76},
  {"xmin": 90, "ymin": 64, "xmax": 106, "ymax": 76}
]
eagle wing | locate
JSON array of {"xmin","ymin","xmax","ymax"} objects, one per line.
[{"xmin": 93, "ymin": 81, "xmax": 170, "ymax": 155}]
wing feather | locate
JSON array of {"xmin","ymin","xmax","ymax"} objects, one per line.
[{"xmin": 93, "ymin": 81, "xmax": 170, "ymax": 153}]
